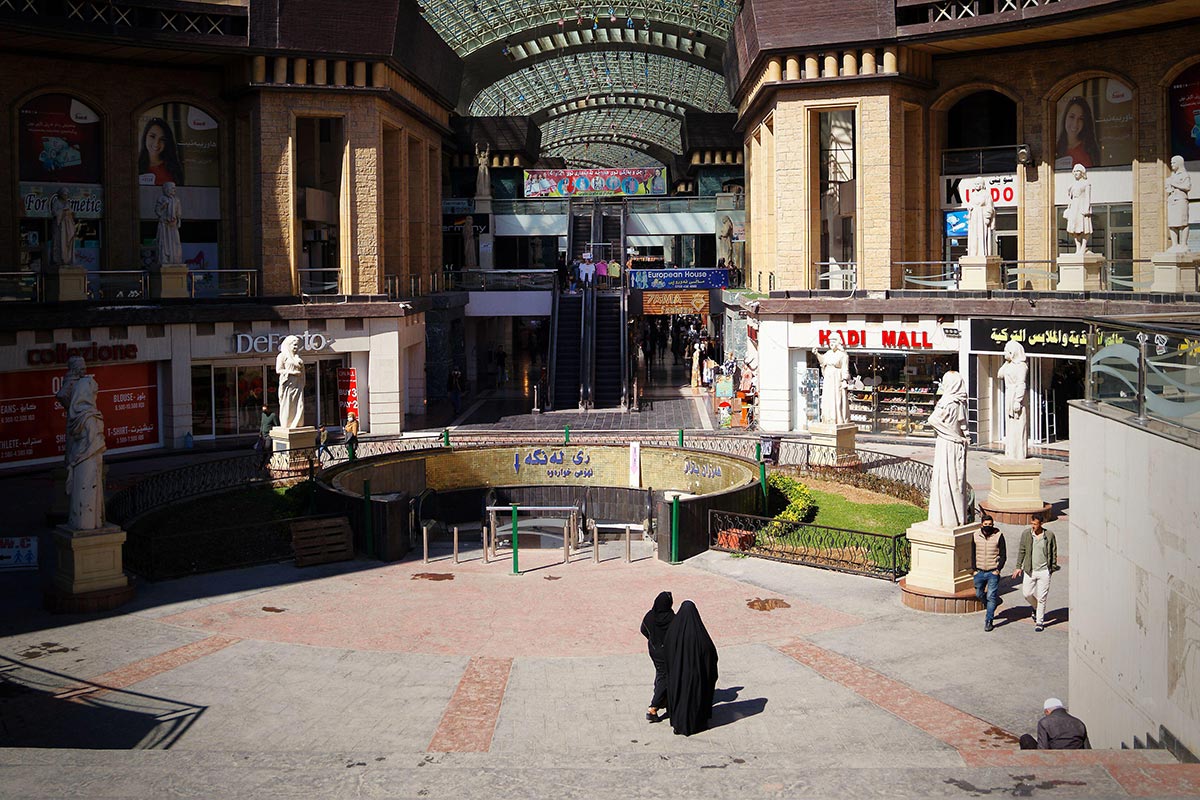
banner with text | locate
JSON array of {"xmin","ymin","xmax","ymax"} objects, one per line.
[
  {"xmin": 0, "ymin": 362, "xmax": 159, "ymax": 465},
  {"xmin": 337, "ymin": 368, "xmax": 359, "ymax": 423},
  {"xmin": 630, "ymin": 269, "xmax": 728, "ymax": 290},
  {"xmin": 524, "ymin": 168, "xmax": 667, "ymax": 198},
  {"xmin": 641, "ymin": 290, "xmax": 710, "ymax": 316}
]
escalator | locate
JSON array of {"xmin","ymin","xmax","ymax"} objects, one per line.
[
  {"xmin": 592, "ymin": 293, "xmax": 623, "ymax": 408},
  {"xmin": 550, "ymin": 291, "xmax": 584, "ymax": 410}
]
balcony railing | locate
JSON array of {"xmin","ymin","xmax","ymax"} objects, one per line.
[
  {"xmin": 0, "ymin": 272, "xmax": 42, "ymax": 302},
  {"xmin": 188, "ymin": 269, "xmax": 257, "ymax": 299},
  {"xmin": 87, "ymin": 271, "xmax": 148, "ymax": 302},
  {"xmin": 812, "ymin": 261, "xmax": 858, "ymax": 291},
  {"xmin": 899, "ymin": 262, "xmax": 959, "ymax": 289},
  {"xmin": 299, "ymin": 268, "xmax": 340, "ymax": 296},
  {"xmin": 490, "ymin": 199, "xmax": 569, "ymax": 216},
  {"xmin": 941, "ymin": 145, "xmax": 1021, "ymax": 176},
  {"xmin": 447, "ymin": 269, "xmax": 558, "ymax": 291},
  {"xmin": 1086, "ymin": 316, "xmax": 1200, "ymax": 437},
  {"xmin": 626, "ymin": 196, "xmax": 718, "ymax": 214}
]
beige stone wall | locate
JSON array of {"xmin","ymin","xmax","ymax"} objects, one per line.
[
  {"xmin": 740, "ymin": 21, "xmax": 1200, "ymax": 290},
  {"xmin": 255, "ymin": 92, "xmax": 445, "ymax": 296}
]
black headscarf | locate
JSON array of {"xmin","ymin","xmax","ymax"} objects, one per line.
[
  {"xmin": 640, "ymin": 591, "xmax": 674, "ymax": 657},
  {"xmin": 664, "ymin": 600, "xmax": 719, "ymax": 736}
]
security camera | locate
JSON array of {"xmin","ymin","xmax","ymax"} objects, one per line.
[{"xmin": 1016, "ymin": 145, "xmax": 1032, "ymax": 166}]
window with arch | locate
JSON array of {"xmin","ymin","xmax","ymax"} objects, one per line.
[
  {"xmin": 1168, "ymin": 62, "xmax": 1200, "ymax": 251},
  {"xmin": 1053, "ymin": 78, "xmax": 1134, "ymax": 171},
  {"xmin": 134, "ymin": 102, "xmax": 222, "ymax": 283},
  {"xmin": 17, "ymin": 93, "xmax": 104, "ymax": 274}
]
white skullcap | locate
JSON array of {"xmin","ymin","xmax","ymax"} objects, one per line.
[{"xmin": 1044, "ymin": 698, "xmax": 1064, "ymax": 711}]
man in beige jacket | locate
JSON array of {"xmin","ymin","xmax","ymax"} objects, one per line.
[{"xmin": 972, "ymin": 513, "xmax": 1007, "ymax": 632}]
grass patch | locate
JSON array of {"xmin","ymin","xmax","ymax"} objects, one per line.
[
  {"xmin": 132, "ymin": 482, "xmax": 315, "ymax": 536},
  {"xmin": 807, "ymin": 487, "xmax": 925, "ymax": 535}
]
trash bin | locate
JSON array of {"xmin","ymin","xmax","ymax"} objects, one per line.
[
  {"xmin": 760, "ymin": 434, "xmax": 782, "ymax": 465},
  {"xmin": 376, "ymin": 494, "xmax": 410, "ymax": 562}
]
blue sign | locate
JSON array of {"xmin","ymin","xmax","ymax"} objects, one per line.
[
  {"xmin": 944, "ymin": 210, "xmax": 969, "ymax": 237},
  {"xmin": 630, "ymin": 269, "xmax": 728, "ymax": 290}
]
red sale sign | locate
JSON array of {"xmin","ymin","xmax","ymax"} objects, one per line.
[
  {"xmin": 336, "ymin": 367, "xmax": 358, "ymax": 423},
  {"xmin": 0, "ymin": 362, "xmax": 159, "ymax": 466}
]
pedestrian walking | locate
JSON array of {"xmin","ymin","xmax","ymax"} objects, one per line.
[
  {"xmin": 257, "ymin": 404, "xmax": 278, "ymax": 469},
  {"xmin": 1018, "ymin": 698, "xmax": 1090, "ymax": 749},
  {"xmin": 495, "ymin": 346, "xmax": 507, "ymax": 385},
  {"xmin": 343, "ymin": 412, "xmax": 359, "ymax": 461},
  {"xmin": 1012, "ymin": 512, "xmax": 1058, "ymax": 631},
  {"xmin": 664, "ymin": 600, "xmax": 719, "ymax": 736},
  {"xmin": 640, "ymin": 591, "xmax": 675, "ymax": 723},
  {"xmin": 447, "ymin": 367, "xmax": 464, "ymax": 415},
  {"xmin": 315, "ymin": 424, "xmax": 329, "ymax": 463},
  {"xmin": 972, "ymin": 514, "xmax": 1006, "ymax": 632}
]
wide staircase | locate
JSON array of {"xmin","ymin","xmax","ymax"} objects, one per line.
[
  {"xmin": 592, "ymin": 293, "xmax": 623, "ymax": 409},
  {"xmin": 550, "ymin": 292, "xmax": 583, "ymax": 410}
]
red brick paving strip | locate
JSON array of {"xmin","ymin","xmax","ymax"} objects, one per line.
[
  {"xmin": 777, "ymin": 639, "xmax": 1018, "ymax": 751},
  {"xmin": 56, "ymin": 635, "xmax": 241, "ymax": 699},
  {"xmin": 1106, "ymin": 764, "xmax": 1200, "ymax": 797},
  {"xmin": 427, "ymin": 656, "xmax": 513, "ymax": 753}
]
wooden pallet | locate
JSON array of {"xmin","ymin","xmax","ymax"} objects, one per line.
[{"xmin": 291, "ymin": 516, "xmax": 354, "ymax": 567}]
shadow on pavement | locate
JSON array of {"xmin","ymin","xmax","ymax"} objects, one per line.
[{"xmin": 708, "ymin": 696, "xmax": 768, "ymax": 729}]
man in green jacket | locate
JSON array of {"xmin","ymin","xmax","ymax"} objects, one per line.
[{"xmin": 1012, "ymin": 512, "xmax": 1059, "ymax": 632}]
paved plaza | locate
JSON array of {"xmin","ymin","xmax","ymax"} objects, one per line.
[{"xmin": 2, "ymin": 413, "xmax": 1198, "ymax": 798}]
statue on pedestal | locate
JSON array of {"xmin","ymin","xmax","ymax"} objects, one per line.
[
  {"xmin": 926, "ymin": 371, "xmax": 970, "ymax": 528},
  {"xmin": 275, "ymin": 335, "xmax": 305, "ymax": 429},
  {"xmin": 50, "ymin": 188, "xmax": 77, "ymax": 267},
  {"xmin": 965, "ymin": 178, "xmax": 995, "ymax": 258},
  {"xmin": 475, "ymin": 143, "xmax": 491, "ymax": 199},
  {"xmin": 998, "ymin": 340, "xmax": 1028, "ymax": 461},
  {"xmin": 816, "ymin": 340, "xmax": 850, "ymax": 424},
  {"xmin": 1167, "ymin": 156, "xmax": 1192, "ymax": 253},
  {"xmin": 155, "ymin": 182, "xmax": 183, "ymax": 266},
  {"xmin": 64, "ymin": 360, "xmax": 106, "ymax": 531},
  {"xmin": 1065, "ymin": 165, "xmax": 1093, "ymax": 254}
]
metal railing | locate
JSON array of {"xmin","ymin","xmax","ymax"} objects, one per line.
[
  {"xmin": 1086, "ymin": 316, "xmax": 1200, "ymax": 436},
  {"xmin": 87, "ymin": 270, "xmax": 148, "ymax": 302},
  {"xmin": 188, "ymin": 269, "xmax": 257, "ymax": 298},
  {"xmin": 299, "ymin": 267, "xmax": 340, "ymax": 295},
  {"xmin": 625, "ymin": 196, "xmax": 718, "ymax": 214},
  {"xmin": 1003, "ymin": 260, "xmax": 1058, "ymax": 290},
  {"xmin": 812, "ymin": 261, "xmax": 858, "ymax": 291},
  {"xmin": 125, "ymin": 514, "xmax": 305, "ymax": 581},
  {"xmin": 491, "ymin": 199, "xmax": 569, "ymax": 215},
  {"xmin": 941, "ymin": 145, "xmax": 1020, "ymax": 176},
  {"xmin": 0, "ymin": 271, "xmax": 42, "ymax": 302},
  {"xmin": 709, "ymin": 509, "xmax": 910, "ymax": 580},
  {"xmin": 1102, "ymin": 259, "xmax": 1154, "ymax": 292},
  {"xmin": 899, "ymin": 261, "xmax": 959, "ymax": 289}
]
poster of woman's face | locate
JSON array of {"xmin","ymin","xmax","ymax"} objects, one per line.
[
  {"xmin": 1054, "ymin": 78, "xmax": 1134, "ymax": 171},
  {"xmin": 136, "ymin": 103, "xmax": 219, "ymax": 186},
  {"xmin": 1169, "ymin": 63, "xmax": 1200, "ymax": 162}
]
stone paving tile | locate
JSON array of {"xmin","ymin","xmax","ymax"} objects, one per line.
[
  {"xmin": 1104, "ymin": 763, "xmax": 1200, "ymax": 797},
  {"xmin": 73, "ymin": 634, "xmax": 240, "ymax": 696},
  {"xmin": 152, "ymin": 554, "xmax": 861, "ymax": 658},
  {"xmin": 428, "ymin": 657, "xmax": 512, "ymax": 753}
]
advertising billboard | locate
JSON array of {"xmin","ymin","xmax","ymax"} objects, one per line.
[{"xmin": 524, "ymin": 168, "xmax": 667, "ymax": 198}]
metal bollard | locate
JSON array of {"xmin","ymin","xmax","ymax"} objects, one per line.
[
  {"xmin": 454, "ymin": 526, "xmax": 459, "ymax": 564},
  {"xmin": 593, "ymin": 521, "xmax": 600, "ymax": 564},
  {"xmin": 482, "ymin": 526, "xmax": 489, "ymax": 564},
  {"xmin": 422, "ymin": 525, "xmax": 429, "ymax": 564},
  {"xmin": 625, "ymin": 525, "xmax": 631, "ymax": 563},
  {"xmin": 562, "ymin": 521, "xmax": 569, "ymax": 565}
]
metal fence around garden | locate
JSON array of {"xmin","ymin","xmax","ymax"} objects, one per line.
[{"xmin": 709, "ymin": 509, "xmax": 910, "ymax": 581}]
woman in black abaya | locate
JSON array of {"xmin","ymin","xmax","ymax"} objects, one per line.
[
  {"xmin": 640, "ymin": 591, "xmax": 675, "ymax": 723},
  {"xmin": 664, "ymin": 600, "xmax": 719, "ymax": 736}
]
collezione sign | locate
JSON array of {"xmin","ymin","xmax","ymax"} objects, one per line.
[{"xmin": 817, "ymin": 329, "xmax": 935, "ymax": 349}]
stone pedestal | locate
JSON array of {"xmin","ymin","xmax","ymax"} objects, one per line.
[
  {"xmin": 904, "ymin": 519, "xmax": 979, "ymax": 596},
  {"xmin": 807, "ymin": 422, "xmax": 858, "ymax": 466},
  {"xmin": 980, "ymin": 457, "xmax": 1051, "ymax": 524},
  {"xmin": 46, "ymin": 466, "xmax": 69, "ymax": 523},
  {"xmin": 958, "ymin": 255, "xmax": 1001, "ymax": 291},
  {"xmin": 1057, "ymin": 251, "xmax": 1104, "ymax": 291},
  {"xmin": 52, "ymin": 524, "xmax": 130, "ymax": 596},
  {"xmin": 1150, "ymin": 251, "xmax": 1199, "ymax": 294},
  {"xmin": 52, "ymin": 265, "xmax": 89, "ymax": 302},
  {"xmin": 270, "ymin": 425, "xmax": 318, "ymax": 469},
  {"xmin": 475, "ymin": 197, "xmax": 495, "ymax": 270},
  {"xmin": 151, "ymin": 263, "xmax": 190, "ymax": 299}
]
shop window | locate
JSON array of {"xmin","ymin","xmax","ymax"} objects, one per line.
[
  {"xmin": 1053, "ymin": 78, "xmax": 1134, "ymax": 171},
  {"xmin": 135, "ymin": 102, "xmax": 222, "ymax": 277},
  {"xmin": 191, "ymin": 365, "xmax": 213, "ymax": 436},
  {"xmin": 17, "ymin": 94, "xmax": 104, "ymax": 274},
  {"xmin": 1168, "ymin": 63, "xmax": 1200, "ymax": 250},
  {"xmin": 943, "ymin": 91, "xmax": 1018, "ymax": 175},
  {"xmin": 1055, "ymin": 203, "xmax": 1133, "ymax": 262},
  {"xmin": 817, "ymin": 110, "xmax": 856, "ymax": 281}
]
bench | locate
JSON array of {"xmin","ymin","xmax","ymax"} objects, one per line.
[{"xmin": 291, "ymin": 516, "xmax": 354, "ymax": 567}]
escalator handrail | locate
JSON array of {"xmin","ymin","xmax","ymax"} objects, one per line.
[{"xmin": 547, "ymin": 281, "xmax": 560, "ymax": 410}]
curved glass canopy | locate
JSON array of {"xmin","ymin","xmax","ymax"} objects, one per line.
[
  {"xmin": 545, "ymin": 142, "xmax": 665, "ymax": 169},
  {"xmin": 541, "ymin": 107, "xmax": 682, "ymax": 153},
  {"xmin": 419, "ymin": 0, "xmax": 737, "ymax": 58}
]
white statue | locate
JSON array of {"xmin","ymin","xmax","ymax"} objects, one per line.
[
  {"xmin": 50, "ymin": 188, "xmax": 77, "ymax": 267},
  {"xmin": 1064, "ymin": 164, "xmax": 1093, "ymax": 255},
  {"xmin": 998, "ymin": 340, "xmax": 1028, "ymax": 461},
  {"xmin": 275, "ymin": 335, "xmax": 305, "ymax": 429},
  {"xmin": 64, "ymin": 362, "xmax": 107, "ymax": 531},
  {"xmin": 475, "ymin": 143, "xmax": 491, "ymax": 199},
  {"xmin": 926, "ymin": 371, "xmax": 970, "ymax": 528},
  {"xmin": 155, "ymin": 182, "xmax": 183, "ymax": 266},
  {"xmin": 965, "ymin": 178, "xmax": 994, "ymax": 258},
  {"xmin": 717, "ymin": 215, "xmax": 736, "ymax": 268},
  {"xmin": 1167, "ymin": 155, "xmax": 1192, "ymax": 253},
  {"xmin": 816, "ymin": 340, "xmax": 850, "ymax": 424}
]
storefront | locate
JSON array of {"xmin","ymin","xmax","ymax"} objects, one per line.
[
  {"xmin": 768, "ymin": 316, "xmax": 965, "ymax": 436},
  {"xmin": 969, "ymin": 318, "xmax": 1089, "ymax": 447}
]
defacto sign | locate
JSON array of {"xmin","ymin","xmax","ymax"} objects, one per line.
[
  {"xmin": 27, "ymin": 341, "xmax": 138, "ymax": 366},
  {"xmin": 232, "ymin": 331, "xmax": 336, "ymax": 355}
]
